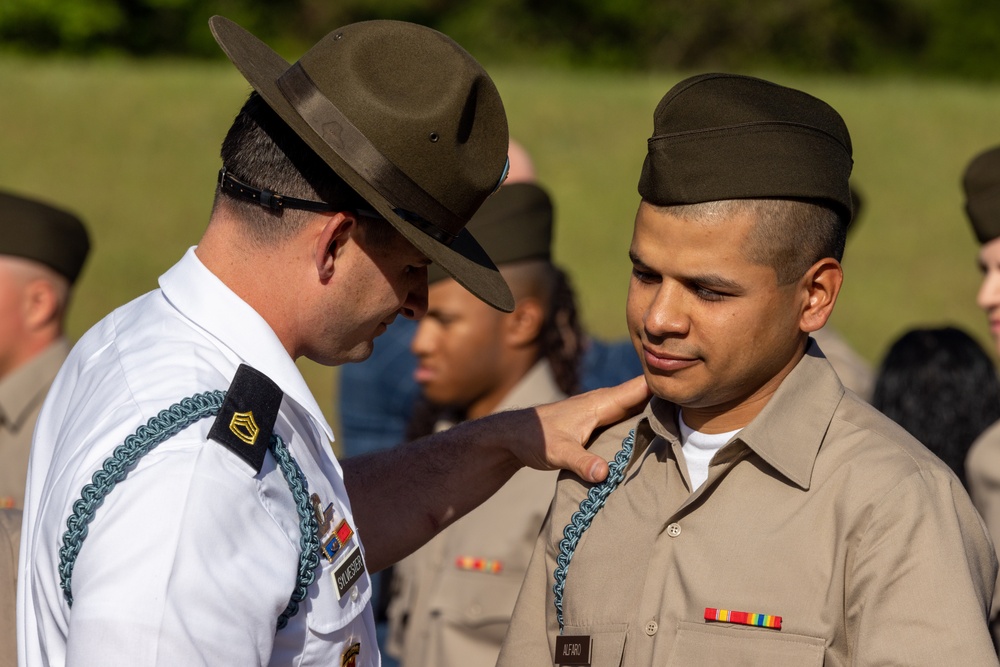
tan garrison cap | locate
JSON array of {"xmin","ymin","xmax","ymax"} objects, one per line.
[
  {"xmin": 639, "ymin": 73, "xmax": 854, "ymax": 223},
  {"xmin": 0, "ymin": 190, "xmax": 90, "ymax": 283},
  {"xmin": 963, "ymin": 145, "xmax": 1000, "ymax": 244},
  {"xmin": 429, "ymin": 183, "xmax": 554, "ymax": 284}
]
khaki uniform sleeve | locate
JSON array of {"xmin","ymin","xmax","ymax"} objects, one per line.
[
  {"xmin": 967, "ymin": 427, "xmax": 1000, "ymax": 648},
  {"xmin": 497, "ymin": 499, "xmax": 561, "ymax": 665},
  {"xmin": 847, "ymin": 468, "xmax": 998, "ymax": 665}
]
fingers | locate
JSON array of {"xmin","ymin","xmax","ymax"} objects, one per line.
[{"xmin": 588, "ymin": 376, "xmax": 651, "ymax": 427}]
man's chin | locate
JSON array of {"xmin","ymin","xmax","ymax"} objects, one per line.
[
  {"xmin": 308, "ymin": 341, "xmax": 375, "ymax": 367},
  {"xmin": 643, "ymin": 371, "xmax": 704, "ymax": 406}
]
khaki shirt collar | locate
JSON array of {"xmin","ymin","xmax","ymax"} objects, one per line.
[
  {"xmin": 638, "ymin": 338, "xmax": 844, "ymax": 490},
  {"xmin": 0, "ymin": 339, "xmax": 69, "ymax": 430},
  {"xmin": 494, "ymin": 360, "xmax": 566, "ymax": 413},
  {"xmin": 434, "ymin": 360, "xmax": 566, "ymax": 432}
]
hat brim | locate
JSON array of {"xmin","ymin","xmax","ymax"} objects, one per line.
[{"xmin": 209, "ymin": 16, "xmax": 514, "ymax": 312}]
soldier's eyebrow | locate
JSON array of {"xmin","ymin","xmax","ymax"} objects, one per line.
[
  {"xmin": 628, "ymin": 250, "xmax": 651, "ymax": 270},
  {"xmin": 685, "ymin": 272, "xmax": 743, "ymax": 292},
  {"xmin": 629, "ymin": 250, "xmax": 743, "ymax": 292}
]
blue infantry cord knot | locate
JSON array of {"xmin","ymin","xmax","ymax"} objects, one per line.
[
  {"xmin": 58, "ymin": 390, "xmax": 321, "ymax": 632},
  {"xmin": 552, "ymin": 429, "xmax": 635, "ymax": 633}
]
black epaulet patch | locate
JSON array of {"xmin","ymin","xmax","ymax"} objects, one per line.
[{"xmin": 208, "ymin": 364, "xmax": 283, "ymax": 474}]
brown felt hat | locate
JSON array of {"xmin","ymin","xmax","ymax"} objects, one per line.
[
  {"xmin": 963, "ymin": 145, "xmax": 1000, "ymax": 244},
  {"xmin": 209, "ymin": 16, "xmax": 514, "ymax": 312},
  {"xmin": 429, "ymin": 182, "xmax": 553, "ymax": 284},
  {"xmin": 638, "ymin": 73, "xmax": 854, "ymax": 222},
  {"xmin": 0, "ymin": 190, "xmax": 90, "ymax": 283}
]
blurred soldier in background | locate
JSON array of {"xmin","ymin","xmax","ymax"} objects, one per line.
[
  {"xmin": 0, "ymin": 189, "xmax": 88, "ymax": 667},
  {"xmin": 0, "ymin": 190, "xmax": 89, "ymax": 511},
  {"xmin": 962, "ymin": 143, "xmax": 1000, "ymax": 652},
  {"xmin": 386, "ymin": 180, "xmax": 581, "ymax": 667}
]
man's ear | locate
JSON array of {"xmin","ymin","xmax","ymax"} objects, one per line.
[
  {"xmin": 799, "ymin": 257, "xmax": 843, "ymax": 333},
  {"xmin": 23, "ymin": 279, "xmax": 61, "ymax": 331},
  {"xmin": 504, "ymin": 297, "xmax": 545, "ymax": 348},
  {"xmin": 315, "ymin": 212, "xmax": 358, "ymax": 282}
]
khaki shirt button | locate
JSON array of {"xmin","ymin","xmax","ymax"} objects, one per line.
[
  {"xmin": 645, "ymin": 620, "xmax": 658, "ymax": 636},
  {"xmin": 666, "ymin": 522, "xmax": 682, "ymax": 537},
  {"xmin": 467, "ymin": 604, "xmax": 482, "ymax": 619}
]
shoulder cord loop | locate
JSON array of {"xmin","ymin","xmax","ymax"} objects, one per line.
[
  {"xmin": 57, "ymin": 390, "xmax": 320, "ymax": 630},
  {"xmin": 552, "ymin": 428, "xmax": 635, "ymax": 634}
]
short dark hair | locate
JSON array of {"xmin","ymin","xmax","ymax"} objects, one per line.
[
  {"xmin": 503, "ymin": 260, "xmax": 584, "ymax": 397},
  {"xmin": 214, "ymin": 91, "xmax": 368, "ymax": 245},
  {"xmin": 872, "ymin": 326, "xmax": 1000, "ymax": 488},
  {"xmin": 666, "ymin": 198, "xmax": 846, "ymax": 284}
]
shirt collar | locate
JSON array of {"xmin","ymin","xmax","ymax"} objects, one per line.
[
  {"xmin": 159, "ymin": 247, "xmax": 334, "ymax": 442},
  {"xmin": 494, "ymin": 360, "xmax": 566, "ymax": 413},
  {"xmin": 640, "ymin": 338, "xmax": 843, "ymax": 490},
  {"xmin": 0, "ymin": 339, "xmax": 69, "ymax": 428}
]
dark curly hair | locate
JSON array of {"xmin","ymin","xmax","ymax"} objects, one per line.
[{"xmin": 872, "ymin": 326, "xmax": 1000, "ymax": 488}]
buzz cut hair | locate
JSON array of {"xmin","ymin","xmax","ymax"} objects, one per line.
[
  {"xmin": 213, "ymin": 91, "xmax": 372, "ymax": 246},
  {"xmin": 666, "ymin": 198, "xmax": 846, "ymax": 285}
]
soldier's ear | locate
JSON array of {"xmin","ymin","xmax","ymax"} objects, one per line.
[
  {"xmin": 315, "ymin": 212, "xmax": 358, "ymax": 282},
  {"xmin": 799, "ymin": 257, "xmax": 843, "ymax": 333},
  {"xmin": 504, "ymin": 296, "xmax": 544, "ymax": 348},
  {"xmin": 23, "ymin": 279, "xmax": 61, "ymax": 330}
]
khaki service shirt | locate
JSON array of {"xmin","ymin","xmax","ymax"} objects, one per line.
[
  {"xmin": 967, "ymin": 418, "xmax": 1000, "ymax": 650},
  {"xmin": 388, "ymin": 361, "xmax": 565, "ymax": 667},
  {"xmin": 0, "ymin": 340, "xmax": 68, "ymax": 510},
  {"xmin": 500, "ymin": 343, "xmax": 998, "ymax": 666},
  {"xmin": 1, "ymin": 509, "xmax": 21, "ymax": 667},
  {"xmin": 810, "ymin": 326, "xmax": 873, "ymax": 402}
]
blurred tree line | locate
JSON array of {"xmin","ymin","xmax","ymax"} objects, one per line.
[{"xmin": 2, "ymin": 0, "xmax": 999, "ymax": 79}]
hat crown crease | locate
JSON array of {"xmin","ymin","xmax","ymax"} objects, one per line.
[{"xmin": 276, "ymin": 62, "xmax": 463, "ymax": 238}]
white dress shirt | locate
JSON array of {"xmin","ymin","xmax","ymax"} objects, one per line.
[{"xmin": 18, "ymin": 248, "xmax": 377, "ymax": 666}]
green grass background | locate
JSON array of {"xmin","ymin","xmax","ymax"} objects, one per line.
[{"xmin": 2, "ymin": 58, "xmax": 999, "ymax": 440}]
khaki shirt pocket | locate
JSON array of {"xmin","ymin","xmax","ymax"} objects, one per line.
[
  {"xmin": 435, "ymin": 569, "xmax": 525, "ymax": 643},
  {"xmin": 561, "ymin": 623, "xmax": 628, "ymax": 667},
  {"xmin": 666, "ymin": 621, "xmax": 825, "ymax": 667}
]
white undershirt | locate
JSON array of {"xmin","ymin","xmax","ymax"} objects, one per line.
[{"xmin": 679, "ymin": 411, "xmax": 741, "ymax": 491}]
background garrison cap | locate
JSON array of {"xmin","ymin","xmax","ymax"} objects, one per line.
[
  {"xmin": 0, "ymin": 189, "xmax": 90, "ymax": 283},
  {"xmin": 638, "ymin": 73, "xmax": 854, "ymax": 222},
  {"xmin": 209, "ymin": 16, "xmax": 514, "ymax": 312},
  {"xmin": 429, "ymin": 182, "xmax": 553, "ymax": 284},
  {"xmin": 963, "ymin": 145, "xmax": 1000, "ymax": 244}
]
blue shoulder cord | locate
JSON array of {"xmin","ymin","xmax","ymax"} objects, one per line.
[
  {"xmin": 552, "ymin": 428, "xmax": 635, "ymax": 634},
  {"xmin": 58, "ymin": 390, "xmax": 321, "ymax": 630}
]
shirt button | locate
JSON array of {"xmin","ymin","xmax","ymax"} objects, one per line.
[
  {"xmin": 350, "ymin": 587, "xmax": 359, "ymax": 602},
  {"xmin": 666, "ymin": 522, "xmax": 682, "ymax": 537},
  {"xmin": 645, "ymin": 620, "xmax": 658, "ymax": 636}
]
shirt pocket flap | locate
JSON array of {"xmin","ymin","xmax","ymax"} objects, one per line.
[{"xmin": 667, "ymin": 621, "xmax": 824, "ymax": 666}]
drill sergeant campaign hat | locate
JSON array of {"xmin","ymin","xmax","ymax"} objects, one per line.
[
  {"xmin": 638, "ymin": 73, "xmax": 854, "ymax": 223},
  {"xmin": 209, "ymin": 16, "xmax": 514, "ymax": 312},
  {"xmin": 0, "ymin": 189, "xmax": 90, "ymax": 283},
  {"xmin": 428, "ymin": 182, "xmax": 554, "ymax": 284},
  {"xmin": 963, "ymin": 145, "xmax": 1000, "ymax": 244}
]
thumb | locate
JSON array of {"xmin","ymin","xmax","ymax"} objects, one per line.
[{"xmin": 588, "ymin": 376, "xmax": 651, "ymax": 428}]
